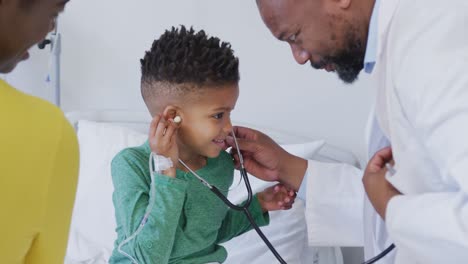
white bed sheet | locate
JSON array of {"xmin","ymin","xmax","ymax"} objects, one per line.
[{"xmin": 64, "ymin": 110, "xmax": 356, "ymax": 264}]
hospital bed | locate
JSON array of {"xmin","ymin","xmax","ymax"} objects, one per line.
[{"xmin": 64, "ymin": 110, "xmax": 360, "ymax": 264}]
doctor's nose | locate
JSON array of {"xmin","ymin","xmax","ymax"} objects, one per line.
[{"xmin": 290, "ymin": 44, "xmax": 310, "ymax": 65}]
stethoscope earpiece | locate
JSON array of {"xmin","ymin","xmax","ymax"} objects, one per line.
[{"xmin": 173, "ymin": 116, "xmax": 182, "ymax": 124}]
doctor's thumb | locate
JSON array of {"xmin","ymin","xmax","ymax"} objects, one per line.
[
  {"xmin": 226, "ymin": 136, "xmax": 258, "ymax": 152},
  {"xmin": 369, "ymin": 147, "xmax": 393, "ymax": 169},
  {"xmin": 376, "ymin": 147, "xmax": 393, "ymax": 160}
]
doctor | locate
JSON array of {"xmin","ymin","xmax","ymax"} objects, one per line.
[{"xmin": 226, "ymin": 0, "xmax": 468, "ymax": 263}]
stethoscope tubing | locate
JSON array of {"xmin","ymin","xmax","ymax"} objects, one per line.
[
  {"xmin": 362, "ymin": 243, "xmax": 395, "ymax": 264},
  {"xmin": 206, "ymin": 167, "xmax": 287, "ymax": 264}
]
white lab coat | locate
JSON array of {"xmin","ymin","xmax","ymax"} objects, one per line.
[{"xmin": 304, "ymin": 0, "xmax": 468, "ymax": 263}]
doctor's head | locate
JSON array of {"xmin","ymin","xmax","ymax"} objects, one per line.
[
  {"xmin": 140, "ymin": 26, "xmax": 240, "ymax": 158},
  {"xmin": 0, "ymin": 0, "xmax": 68, "ymax": 73},
  {"xmin": 256, "ymin": 0, "xmax": 373, "ymax": 83}
]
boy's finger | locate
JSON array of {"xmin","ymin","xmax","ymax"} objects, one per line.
[
  {"xmin": 155, "ymin": 117, "xmax": 168, "ymax": 137},
  {"xmin": 149, "ymin": 115, "xmax": 161, "ymax": 138},
  {"xmin": 274, "ymin": 185, "xmax": 280, "ymax": 192},
  {"xmin": 164, "ymin": 121, "xmax": 177, "ymax": 141}
]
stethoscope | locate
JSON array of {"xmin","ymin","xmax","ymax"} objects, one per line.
[
  {"xmin": 184, "ymin": 134, "xmax": 396, "ymax": 264},
  {"xmin": 177, "ymin": 131, "xmax": 287, "ymax": 264},
  {"xmin": 118, "ymin": 130, "xmax": 286, "ymax": 264},
  {"xmin": 363, "ymin": 244, "xmax": 395, "ymax": 264},
  {"xmin": 119, "ymin": 127, "xmax": 394, "ymax": 264}
]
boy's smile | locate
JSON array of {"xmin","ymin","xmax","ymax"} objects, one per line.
[
  {"xmin": 212, "ymin": 138, "xmax": 228, "ymax": 150},
  {"xmin": 176, "ymin": 84, "xmax": 239, "ymax": 167}
]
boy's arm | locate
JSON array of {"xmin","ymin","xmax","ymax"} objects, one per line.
[
  {"xmin": 111, "ymin": 150, "xmax": 188, "ymax": 264},
  {"xmin": 216, "ymin": 194, "xmax": 269, "ymax": 244}
]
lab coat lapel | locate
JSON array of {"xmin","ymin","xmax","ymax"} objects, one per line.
[
  {"xmin": 376, "ymin": 0, "xmax": 401, "ymax": 60},
  {"xmin": 362, "ymin": 0, "xmax": 401, "ymax": 262}
]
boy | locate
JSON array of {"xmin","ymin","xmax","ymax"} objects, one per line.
[{"xmin": 109, "ymin": 26, "xmax": 295, "ymax": 264}]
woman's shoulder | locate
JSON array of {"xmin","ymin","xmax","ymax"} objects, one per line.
[{"xmin": 0, "ymin": 81, "xmax": 76, "ymax": 147}]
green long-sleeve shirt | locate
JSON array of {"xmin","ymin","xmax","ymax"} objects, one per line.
[{"xmin": 109, "ymin": 142, "xmax": 269, "ymax": 264}]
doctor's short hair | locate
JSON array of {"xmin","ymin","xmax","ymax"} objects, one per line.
[{"xmin": 140, "ymin": 25, "xmax": 240, "ymax": 101}]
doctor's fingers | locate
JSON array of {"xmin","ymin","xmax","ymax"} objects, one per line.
[
  {"xmin": 231, "ymin": 126, "xmax": 261, "ymax": 141},
  {"xmin": 368, "ymin": 147, "xmax": 393, "ymax": 171},
  {"xmin": 230, "ymin": 148, "xmax": 253, "ymax": 159},
  {"xmin": 231, "ymin": 151, "xmax": 256, "ymax": 169},
  {"xmin": 226, "ymin": 136, "xmax": 261, "ymax": 154}
]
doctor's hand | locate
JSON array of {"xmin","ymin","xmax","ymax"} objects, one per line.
[
  {"xmin": 226, "ymin": 126, "xmax": 308, "ymax": 191},
  {"xmin": 257, "ymin": 184, "xmax": 296, "ymax": 212},
  {"xmin": 363, "ymin": 147, "xmax": 401, "ymax": 220},
  {"xmin": 149, "ymin": 114, "xmax": 180, "ymax": 178}
]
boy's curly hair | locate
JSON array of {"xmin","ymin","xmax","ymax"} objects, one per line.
[{"xmin": 141, "ymin": 26, "xmax": 240, "ymax": 100}]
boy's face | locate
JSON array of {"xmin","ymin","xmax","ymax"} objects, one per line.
[
  {"xmin": 177, "ymin": 84, "xmax": 239, "ymax": 159},
  {"xmin": 0, "ymin": 0, "xmax": 68, "ymax": 73}
]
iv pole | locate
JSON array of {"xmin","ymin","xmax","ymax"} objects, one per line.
[{"xmin": 38, "ymin": 21, "xmax": 61, "ymax": 107}]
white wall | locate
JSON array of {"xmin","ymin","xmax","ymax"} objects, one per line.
[
  {"xmin": 5, "ymin": 0, "xmax": 375, "ymax": 164},
  {"xmin": 1, "ymin": 46, "xmax": 53, "ymax": 102}
]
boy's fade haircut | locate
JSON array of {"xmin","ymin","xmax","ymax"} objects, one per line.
[{"xmin": 140, "ymin": 25, "xmax": 240, "ymax": 102}]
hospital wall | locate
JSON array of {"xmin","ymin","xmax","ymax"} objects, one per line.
[{"xmin": 4, "ymin": 0, "xmax": 375, "ymax": 165}]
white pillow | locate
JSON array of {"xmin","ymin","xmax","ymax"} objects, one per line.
[
  {"xmin": 65, "ymin": 120, "xmax": 325, "ymax": 263},
  {"xmin": 66, "ymin": 120, "xmax": 147, "ymax": 262}
]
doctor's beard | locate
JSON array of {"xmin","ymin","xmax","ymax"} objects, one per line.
[{"xmin": 311, "ymin": 25, "xmax": 366, "ymax": 84}]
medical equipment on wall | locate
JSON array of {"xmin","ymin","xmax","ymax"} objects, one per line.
[
  {"xmin": 118, "ymin": 129, "xmax": 287, "ymax": 264},
  {"xmin": 362, "ymin": 162, "xmax": 396, "ymax": 264},
  {"xmin": 38, "ymin": 20, "xmax": 61, "ymax": 107}
]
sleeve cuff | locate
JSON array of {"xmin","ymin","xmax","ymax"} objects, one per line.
[
  {"xmin": 304, "ymin": 159, "xmax": 365, "ymax": 246},
  {"xmin": 154, "ymin": 173, "xmax": 188, "ymax": 192},
  {"xmin": 297, "ymin": 170, "xmax": 308, "ymax": 202},
  {"xmin": 249, "ymin": 194, "xmax": 270, "ymax": 226}
]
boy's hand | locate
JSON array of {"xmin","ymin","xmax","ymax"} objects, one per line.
[
  {"xmin": 149, "ymin": 114, "xmax": 180, "ymax": 178},
  {"xmin": 257, "ymin": 184, "xmax": 296, "ymax": 212}
]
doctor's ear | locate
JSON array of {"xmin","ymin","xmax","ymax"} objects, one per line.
[{"xmin": 162, "ymin": 106, "xmax": 182, "ymax": 124}]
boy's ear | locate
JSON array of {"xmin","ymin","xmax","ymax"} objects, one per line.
[{"xmin": 162, "ymin": 105, "xmax": 181, "ymax": 121}]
